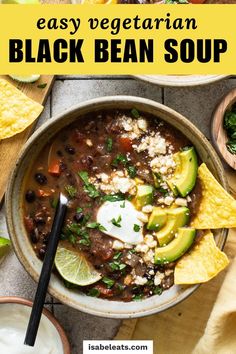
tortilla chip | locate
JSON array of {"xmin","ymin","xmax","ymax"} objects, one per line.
[
  {"xmin": 191, "ymin": 163, "xmax": 236, "ymax": 229},
  {"xmin": 0, "ymin": 79, "xmax": 43, "ymax": 140},
  {"xmin": 174, "ymin": 231, "xmax": 229, "ymax": 284}
]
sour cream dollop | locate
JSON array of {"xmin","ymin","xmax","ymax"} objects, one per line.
[
  {"xmin": 97, "ymin": 200, "xmax": 144, "ymax": 244},
  {"xmin": 0, "ymin": 303, "xmax": 64, "ymax": 354}
]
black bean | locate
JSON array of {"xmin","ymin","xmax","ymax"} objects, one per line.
[
  {"xmin": 64, "ymin": 145, "xmax": 75, "ymax": 155},
  {"xmin": 35, "ymin": 173, "xmax": 47, "ymax": 185},
  {"xmin": 80, "ymin": 155, "xmax": 93, "ymax": 167},
  {"xmin": 25, "ymin": 190, "xmax": 36, "ymax": 203},
  {"xmin": 56, "ymin": 150, "xmax": 63, "ymax": 157},
  {"xmin": 73, "ymin": 212, "xmax": 84, "ymax": 223},
  {"xmin": 38, "ymin": 246, "xmax": 46, "ymax": 259},
  {"xmin": 59, "ymin": 161, "xmax": 67, "ymax": 171},
  {"xmin": 30, "ymin": 230, "xmax": 38, "ymax": 244},
  {"xmin": 34, "ymin": 216, "xmax": 46, "ymax": 226},
  {"xmin": 43, "ymin": 232, "xmax": 50, "ymax": 244}
]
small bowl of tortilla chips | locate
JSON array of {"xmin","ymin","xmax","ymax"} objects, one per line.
[{"xmin": 5, "ymin": 96, "xmax": 236, "ymax": 318}]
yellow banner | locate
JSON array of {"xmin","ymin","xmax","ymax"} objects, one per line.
[{"xmin": 0, "ymin": 5, "xmax": 236, "ymax": 74}]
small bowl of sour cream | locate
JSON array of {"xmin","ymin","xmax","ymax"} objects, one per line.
[{"xmin": 0, "ymin": 297, "xmax": 70, "ymax": 354}]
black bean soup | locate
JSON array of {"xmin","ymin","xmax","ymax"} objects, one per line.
[{"xmin": 23, "ymin": 109, "xmax": 202, "ymax": 302}]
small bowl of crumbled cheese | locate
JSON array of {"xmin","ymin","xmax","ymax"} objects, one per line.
[{"xmin": 0, "ymin": 297, "xmax": 70, "ymax": 354}]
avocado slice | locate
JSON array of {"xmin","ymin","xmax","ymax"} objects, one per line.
[
  {"xmin": 154, "ymin": 228, "xmax": 196, "ymax": 265},
  {"xmin": 168, "ymin": 147, "xmax": 198, "ymax": 198},
  {"xmin": 155, "ymin": 207, "xmax": 190, "ymax": 246},
  {"xmin": 147, "ymin": 207, "xmax": 167, "ymax": 231},
  {"xmin": 134, "ymin": 184, "xmax": 154, "ymax": 210}
]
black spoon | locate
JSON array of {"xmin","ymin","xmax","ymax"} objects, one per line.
[{"xmin": 24, "ymin": 192, "xmax": 68, "ymax": 347}]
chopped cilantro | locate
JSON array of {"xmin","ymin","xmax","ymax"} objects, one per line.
[
  {"xmin": 131, "ymin": 108, "xmax": 140, "ymax": 118},
  {"xmin": 109, "ymin": 260, "xmax": 126, "ymax": 272},
  {"xmin": 112, "ymin": 154, "xmax": 128, "ymax": 167},
  {"xmin": 154, "ymin": 286, "xmax": 163, "ymax": 295},
  {"xmin": 79, "ymin": 238, "xmax": 90, "ymax": 247},
  {"xmin": 132, "ymin": 294, "xmax": 143, "ymax": 301},
  {"xmin": 157, "ymin": 187, "xmax": 169, "ymax": 196},
  {"xmin": 65, "ymin": 185, "xmax": 77, "ymax": 198},
  {"xmin": 113, "ymin": 251, "xmax": 122, "ymax": 260},
  {"xmin": 76, "ymin": 207, "xmax": 83, "ymax": 213},
  {"xmin": 101, "ymin": 193, "xmax": 125, "ymax": 202},
  {"xmin": 87, "ymin": 222, "xmax": 107, "ymax": 232},
  {"xmin": 116, "ymin": 283, "xmax": 125, "ymax": 292},
  {"xmin": 88, "ymin": 288, "xmax": 100, "ymax": 297},
  {"xmin": 111, "ymin": 215, "xmax": 122, "ymax": 228},
  {"xmin": 64, "ymin": 280, "xmax": 76, "ymax": 289},
  {"xmin": 102, "ymin": 277, "xmax": 115, "ymax": 289},
  {"xmin": 51, "ymin": 197, "xmax": 58, "ymax": 209},
  {"xmin": 68, "ymin": 234, "xmax": 77, "ymax": 245},
  {"xmin": 119, "ymin": 263, "xmax": 127, "ymax": 270},
  {"xmin": 133, "ymin": 224, "xmax": 141, "ymax": 232},
  {"xmin": 127, "ymin": 165, "xmax": 137, "ymax": 178},
  {"xmin": 78, "ymin": 171, "xmax": 100, "ymax": 199},
  {"xmin": 105, "ymin": 137, "xmax": 113, "ymax": 152},
  {"xmin": 120, "ymin": 201, "xmax": 125, "ymax": 208},
  {"xmin": 37, "ymin": 83, "xmax": 47, "ymax": 89}
]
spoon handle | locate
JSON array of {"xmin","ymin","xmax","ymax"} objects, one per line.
[{"xmin": 24, "ymin": 193, "xmax": 68, "ymax": 347}]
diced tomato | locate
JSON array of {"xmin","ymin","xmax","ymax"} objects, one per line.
[
  {"xmin": 48, "ymin": 160, "xmax": 60, "ymax": 176},
  {"xmin": 36, "ymin": 189, "xmax": 51, "ymax": 198},
  {"xmin": 101, "ymin": 248, "xmax": 114, "ymax": 261},
  {"xmin": 24, "ymin": 216, "xmax": 34, "ymax": 233},
  {"xmin": 119, "ymin": 137, "xmax": 133, "ymax": 152},
  {"xmin": 95, "ymin": 285, "xmax": 114, "ymax": 297}
]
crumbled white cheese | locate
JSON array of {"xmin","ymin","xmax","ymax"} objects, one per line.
[
  {"xmin": 175, "ymin": 198, "xmax": 188, "ymax": 207},
  {"xmin": 143, "ymin": 249, "xmax": 155, "ymax": 264},
  {"xmin": 137, "ymin": 211, "xmax": 149, "ymax": 223},
  {"xmin": 187, "ymin": 196, "xmax": 192, "ymax": 202},
  {"xmin": 154, "ymin": 271, "xmax": 165, "ymax": 286},
  {"xmin": 149, "ymin": 269, "xmax": 155, "ymax": 276},
  {"xmin": 134, "ymin": 132, "xmax": 167, "ymax": 157},
  {"xmin": 158, "ymin": 196, "xmax": 174, "ymax": 206},
  {"xmin": 124, "ymin": 243, "xmax": 133, "ymax": 249},
  {"xmin": 112, "ymin": 240, "xmax": 124, "ymax": 250},
  {"xmin": 86, "ymin": 139, "xmax": 93, "ymax": 147},
  {"xmin": 142, "ymin": 205, "xmax": 154, "ymax": 213},
  {"xmin": 119, "ymin": 116, "xmax": 148, "ymax": 140},
  {"xmin": 96, "ymin": 173, "xmax": 109, "ymax": 183},
  {"xmin": 134, "ymin": 276, "xmax": 148, "ymax": 286},
  {"xmin": 92, "ymin": 170, "xmax": 136, "ymax": 195},
  {"xmin": 150, "ymin": 155, "xmax": 176, "ymax": 177},
  {"xmin": 144, "ymin": 234, "xmax": 157, "ymax": 248},
  {"xmin": 112, "ymin": 176, "xmax": 136, "ymax": 194},
  {"xmin": 135, "ymin": 243, "xmax": 149, "ymax": 253},
  {"xmin": 137, "ymin": 118, "xmax": 148, "ymax": 132}
]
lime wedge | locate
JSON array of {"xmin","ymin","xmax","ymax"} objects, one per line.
[
  {"xmin": 55, "ymin": 244, "xmax": 101, "ymax": 286},
  {"xmin": 0, "ymin": 237, "xmax": 11, "ymax": 263},
  {"xmin": 2, "ymin": 0, "xmax": 40, "ymax": 3},
  {"xmin": 9, "ymin": 75, "xmax": 40, "ymax": 83}
]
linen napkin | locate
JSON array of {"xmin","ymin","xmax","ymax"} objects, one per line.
[{"xmin": 193, "ymin": 255, "xmax": 236, "ymax": 354}]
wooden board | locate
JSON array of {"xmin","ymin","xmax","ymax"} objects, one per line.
[{"xmin": 0, "ymin": 75, "xmax": 55, "ymax": 202}]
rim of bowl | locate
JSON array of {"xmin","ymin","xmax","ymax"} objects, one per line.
[
  {"xmin": 133, "ymin": 75, "xmax": 230, "ymax": 88},
  {"xmin": 5, "ymin": 96, "xmax": 228, "ymax": 319},
  {"xmin": 0, "ymin": 296, "xmax": 70, "ymax": 354}
]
